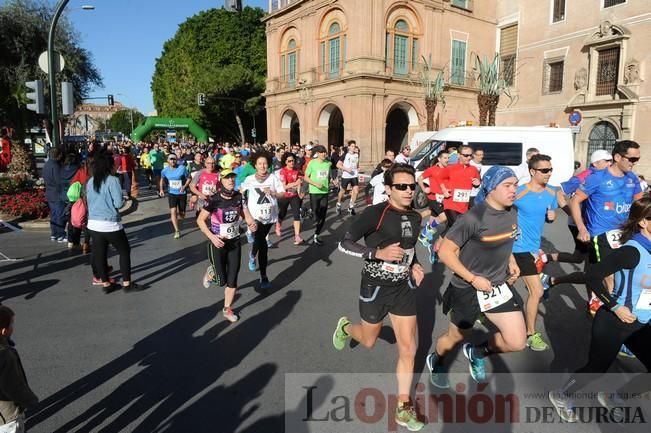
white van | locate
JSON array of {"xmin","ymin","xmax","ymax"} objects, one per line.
[{"xmin": 410, "ymin": 126, "xmax": 575, "ymax": 207}]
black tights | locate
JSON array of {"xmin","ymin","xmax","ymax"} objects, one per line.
[
  {"xmin": 251, "ymin": 222, "xmax": 273, "ymax": 278},
  {"xmin": 310, "ymin": 194, "xmax": 328, "ymax": 235},
  {"xmin": 89, "ymin": 229, "xmax": 131, "ymax": 282}
]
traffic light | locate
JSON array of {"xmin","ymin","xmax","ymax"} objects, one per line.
[
  {"xmin": 25, "ymin": 80, "xmax": 45, "ymax": 114},
  {"xmin": 197, "ymin": 93, "xmax": 206, "ymax": 106},
  {"xmin": 108, "ymin": 94, "xmax": 114, "ymax": 106}
]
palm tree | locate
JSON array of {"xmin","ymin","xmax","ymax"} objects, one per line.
[
  {"xmin": 473, "ymin": 53, "xmax": 513, "ymax": 126},
  {"xmin": 419, "ymin": 55, "xmax": 445, "ymax": 130}
]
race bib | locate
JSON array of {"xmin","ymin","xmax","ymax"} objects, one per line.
[
  {"xmin": 169, "ymin": 179, "xmax": 182, "ymax": 190},
  {"xmin": 219, "ymin": 222, "xmax": 239, "ymax": 239},
  {"xmin": 202, "ymin": 183, "xmax": 216, "ymax": 195},
  {"xmin": 606, "ymin": 229, "xmax": 623, "ymax": 249},
  {"xmin": 380, "ymin": 248, "xmax": 415, "ymax": 274},
  {"xmin": 477, "ymin": 283, "xmax": 514, "ymax": 312},
  {"xmin": 635, "ymin": 289, "xmax": 651, "ymax": 311},
  {"xmin": 257, "ymin": 203, "xmax": 273, "ymax": 221},
  {"xmin": 317, "ymin": 170, "xmax": 328, "ymax": 179},
  {"xmin": 453, "ymin": 189, "xmax": 471, "ymax": 203}
]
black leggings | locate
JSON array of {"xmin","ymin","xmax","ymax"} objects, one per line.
[
  {"xmin": 278, "ymin": 196, "xmax": 301, "ymax": 221},
  {"xmin": 310, "ymin": 194, "xmax": 328, "ymax": 235},
  {"xmin": 251, "ymin": 222, "xmax": 273, "ymax": 277},
  {"xmin": 551, "ymin": 225, "xmax": 589, "ymax": 286},
  {"xmin": 89, "ymin": 229, "xmax": 131, "ymax": 282},
  {"xmin": 207, "ymin": 239, "xmax": 241, "ymax": 288},
  {"xmin": 565, "ymin": 307, "xmax": 651, "ymax": 395}
]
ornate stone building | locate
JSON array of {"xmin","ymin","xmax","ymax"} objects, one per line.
[
  {"xmin": 496, "ymin": 0, "xmax": 651, "ymax": 174},
  {"xmin": 66, "ymin": 101, "xmax": 126, "ymax": 136},
  {"xmin": 263, "ymin": 0, "xmax": 497, "ymax": 166}
]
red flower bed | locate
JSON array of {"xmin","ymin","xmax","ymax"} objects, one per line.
[{"xmin": 0, "ymin": 188, "xmax": 49, "ymax": 219}]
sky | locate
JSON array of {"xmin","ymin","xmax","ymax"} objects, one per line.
[{"xmin": 60, "ymin": 0, "xmax": 267, "ymax": 114}]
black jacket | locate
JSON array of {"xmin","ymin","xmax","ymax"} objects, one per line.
[{"xmin": 0, "ymin": 338, "xmax": 38, "ymax": 424}]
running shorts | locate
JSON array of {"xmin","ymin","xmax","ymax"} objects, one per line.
[
  {"xmin": 442, "ymin": 282, "xmax": 523, "ymax": 330},
  {"xmin": 358, "ymin": 276, "xmax": 417, "ymax": 324},
  {"xmin": 513, "ymin": 252, "xmax": 538, "ymax": 277},
  {"xmin": 168, "ymin": 193, "xmax": 187, "ymax": 211},
  {"xmin": 340, "ymin": 177, "xmax": 359, "ymax": 190}
]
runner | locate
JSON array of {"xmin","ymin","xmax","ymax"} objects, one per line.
[
  {"xmin": 197, "ymin": 168, "xmax": 255, "ymax": 322},
  {"xmin": 416, "ymin": 150, "xmax": 450, "ymax": 258},
  {"xmin": 333, "ymin": 163, "xmax": 425, "ymax": 432},
  {"xmin": 549, "ymin": 196, "xmax": 651, "ymax": 422},
  {"xmin": 303, "ymin": 145, "xmax": 331, "ymax": 245},
  {"xmin": 368, "ymin": 158, "xmax": 393, "ymax": 205},
  {"xmin": 189, "ymin": 156, "xmax": 220, "ymax": 216},
  {"xmin": 469, "ymin": 148, "xmax": 484, "ymax": 207},
  {"xmin": 568, "ymin": 140, "xmax": 643, "ymax": 315},
  {"xmin": 276, "ymin": 152, "xmax": 304, "ymax": 245},
  {"xmin": 512, "ymin": 154, "xmax": 564, "ymax": 351},
  {"xmin": 159, "ymin": 154, "xmax": 190, "ymax": 239},
  {"xmin": 336, "ymin": 140, "xmax": 360, "ymax": 216},
  {"xmin": 149, "ymin": 143, "xmax": 165, "ymax": 188},
  {"xmin": 426, "ymin": 166, "xmax": 524, "ymax": 388},
  {"xmin": 240, "ymin": 151, "xmax": 285, "ymax": 291},
  {"xmin": 515, "ymin": 148, "xmax": 539, "ymax": 186},
  {"xmin": 139, "ymin": 146, "xmax": 154, "ymax": 189}
]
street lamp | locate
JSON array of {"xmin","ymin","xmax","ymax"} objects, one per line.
[{"xmin": 48, "ymin": 1, "xmax": 94, "ymax": 149}]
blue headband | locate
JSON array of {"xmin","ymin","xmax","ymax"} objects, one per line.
[{"xmin": 474, "ymin": 166, "xmax": 517, "ymax": 205}]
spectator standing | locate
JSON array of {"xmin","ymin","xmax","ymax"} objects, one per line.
[{"xmin": 42, "ymin": 148, "xmax": 66, "ymax": 242}]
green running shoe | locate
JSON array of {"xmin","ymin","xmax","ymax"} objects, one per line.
[
  {"xmin": 526, "ymin": 332, "xmax": 549, "ymax": 351},
  {"xmin": 332, "ymin": 316, "xmax": 351, "ymax": 350},
  {"xmin": 395, "ymin": 402, "xmax": 425, "ymax": 431}
]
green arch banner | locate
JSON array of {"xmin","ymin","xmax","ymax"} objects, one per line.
[{"xmin": 131, "ymin": 117, "xmax": 209, "ymax": 143}]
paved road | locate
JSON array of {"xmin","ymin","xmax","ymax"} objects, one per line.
[{"xmin": 0, "ymin": 191, "xmax": 647, "ymax": 433}]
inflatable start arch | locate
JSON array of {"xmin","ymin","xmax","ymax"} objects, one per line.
[{"xmin": 131, "ymin": 117, "xmax": 209, "ymax": 143}]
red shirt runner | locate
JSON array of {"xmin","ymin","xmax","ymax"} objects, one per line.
[
  {"xmin": 439, "ymin": 163, "xmax": 480, "ymax": 213},
  {"xmin": 421, "ymin": 165, "xmax": 445, "ymax": 200},
  {"xmin": 278, "ymin": 167, "xmax": 299, "ymax": 198}
]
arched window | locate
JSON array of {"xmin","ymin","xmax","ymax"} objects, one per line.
[
  {"xmin": 281, "ymin": 38, "xmax": 299, "ymax": 87},
  {"xmin": 320, "ymin": 21, "xmax": 346, "ymax": 79},
  {"xmin": 386, "ymin": 19, "xmax": 419, "ymax": 76},
  {"xmin": 587, "ymin": 122, "xmax": 618, "ymax": 159}
]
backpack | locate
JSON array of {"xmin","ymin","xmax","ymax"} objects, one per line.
[
  {"xmin": 71, "ymin": 183, "xmax": 88, "ymax": 229},
  {"xmin": 66, "ymin": 181, "xmax": 82, "ymax": 203}
]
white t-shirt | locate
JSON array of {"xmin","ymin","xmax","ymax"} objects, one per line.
[
  {"xmin": 395, "ymin": 153, "xmax": 410, "ymax": 164},
  {"xmin": 469, "ymin": 160, "xmax": 482, "ymax": 197},
  {"xmin": 341, "ymin": 152, "xmax": 359, "ymax": 179},
  {"xmin": 370, "ymin": 173, "xmax": 388, "ymax": 205},
  {"xmin": 515, "ymin": 161, "xmax": 531, "ymax": 186},
  {"xmin": 241, "ymin": 174, "xmax": 285, "ymax": 224},
  {"xmin": 87, "ymin": 219, "xmax": 123, "ymax": 232}
]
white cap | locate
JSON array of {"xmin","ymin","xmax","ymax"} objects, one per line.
[
  {"xmin": 590, "ymin": 149, "xmax": 613, "ymax": 164},
  {"xmin": 305, "ymin": 144, "xmax": 313, "ymax": 151}
]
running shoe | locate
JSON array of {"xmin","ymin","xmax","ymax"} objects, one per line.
[
  {"xmin": 246, "ymin": 230, "xmax": 254, "ymax": 244},
  {"xmin": 313, "ymin": 235, "xmax": 324, "ymax": 246},
  {"xmin": 174, "ymin": 231, "xmax": 181, "ymax": 239},
  {"xmin": 348, "ymin": 207, "xmax": 356, "ymax": 216},
  {"xmin": 418, "ymin": 225, "xmax": 435, "ymax": 247},
  {"xmin": 275, "ymin": 222, "xmax": 282, "ymax": 237},
  {"xmin": 462, "ymin": 343, "xmax": 486, "ymax": 383},
  {"xmin": 426, "ymin": 352, "xmax": 450, "ymax": 389},
  {"xmin": 202, "ymin": 265, "xmax": 216, "ymax": 289},
  {"xmin": 335, "ymin": 203, "xmax": 342, "ymax": 216},
  {"xmin": 548, "ymin": 390, "xmax": 577, "ymax": 423},
  {"xmin": 223, "ymin": 307, "xmax": 239, "ymax": 323},
  {"xmin": 597, "ymin": 391, "xmax": 627, "ymax": 421},
  {"xmin": 526, "ymin": 332, "xmax": 549, "ymax": 351},
  {"xmin": 293, "ymin": 235, "xmax": 304, "ymax": 245},
  {"xmin": 427, "ymin": 244, "xmax": 438, "ymax": 264},
  {"xmin": 394, "ymin": 402, "xmax": 425, "ymax": 431},
  {"xmin": 299, "ymin": 207, "xmax": 306, "ymax": 221},
  {"xmin": 306, "ymin": 209, "xmax": 314, "ymax": 220},
  {"xmin": 618, "ymin": 344, "xmax": 636, "ymax": 358},
  {"xmin": 50, "ymin": 235, "xmax": 57, "ymax": 241},
  {"xmin": 540, "ymin": 273, "xmax": 552, "ymax": 300},
  {"xmin": 92, "ymin": 277, "xmax": 116, "ymax": 286},
  {"xmin": 248, "ymin": 253, "xmax": 257, "ymax": 272},
  {"xmin": 57, "ymin": 237, "xmax": 68, "ymax": 243},
  {"xmin": 588, "ymin": 295, "xmax": 603, "ymax": 317},
  {"xmin": 267, "ymin": 238, "xmax": 274, "ymax": 248},
  {"xmin": 332, "ymin": 316, "xmax": 351, "ymax": 350},
  {"xmin": 259, "ymin": 277, "xmax": 273, "ymax": 291}
]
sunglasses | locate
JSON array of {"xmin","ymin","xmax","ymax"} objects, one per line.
[
  {"xmin": 533, "ymin": 168, "xmax": 554, "ymax": 174},
  {"xmin": 391, "ymin": 183, "xmax": 417, "ymax": 191},
  {"xmin": 460, "ymin": 153, "xmax": 473, "ymax": 158},
  {"xmin": 620, "ymin": 155, "xmax": 640, "ymax": 163},
  {"xmin": 286, "ymin": 159, "xmax": 295, "ymax": 163}
]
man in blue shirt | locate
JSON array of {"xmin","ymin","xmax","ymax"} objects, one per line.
[
  {"xmin": 512, "ymin": 154, "xmax": 564, "ymax": 351},
  {"xmin": 159, "ymin": 154, "xmax": 190, "ymax": 239},
  {"xmin": 570, "ymin": 140, "xmax": 644, "ymax": 314}
]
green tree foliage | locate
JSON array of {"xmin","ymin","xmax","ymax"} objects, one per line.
[
  {"xmin": 108, "ymin": 109, "xmax": 145, "ymax": 134},
  {"xmin": 0, "ymin": 0, "xmax": 102, "ymax": 135},
  {"xmin": 151, "ymin": 7, "xmax": 266, "ymax": 143}
]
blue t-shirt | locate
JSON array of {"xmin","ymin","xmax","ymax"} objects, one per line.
[
  {"xmin": 513, "ymin": 184, "xmax": 558, "ymax": 253},
  {"xmin": 161, "ymin": 165, "xmax": 187, "ymax": 195},
  {"xmin": 578, "ymin": 169, "xmax": 642, "ymax": 237}
]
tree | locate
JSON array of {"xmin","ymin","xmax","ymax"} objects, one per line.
[
  {"xmin": 418, "ymin": 55, "xmax": 446, "ymax": 131},
  {"xmin": 108, "ymin": 109, "xmax": 145, "ymax": 135},
  {"xmin": 0, "ymin": 0, "xmax": 103, "ymax": 137},
  {"xmin": 151, "ymin": 7, "xmax": 266, "ymax": 143},
  {"xmin": 472, "ymin": 53, "xmax": 513, "ymax": 126}
]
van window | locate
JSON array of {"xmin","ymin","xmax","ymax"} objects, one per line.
[{"xmin": 469, "ymin": 142, "xmax": 523, "ymax": 166}]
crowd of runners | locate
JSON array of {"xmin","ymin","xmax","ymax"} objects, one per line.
[{"xmin": 37, "ymin": 136, "xmax": 651, "ymax": 431}]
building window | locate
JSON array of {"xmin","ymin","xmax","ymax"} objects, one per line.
[
  {"xmin": 385, "ymin": 19, "xmax": 419, "ymax": 76},
  {"xmin": 596, "ymin": 47, "xmax": 619, "ymax": 96},
  {"xmin": 499, "ymin": 24, "xmax": 518, "ymax": 86},
  {"xmin": 543, "ymin": 60, "xmax": 564, "ymax": 94},
  {"xmin": 281, "ymin": 38, "xmax": 298, "ymax": 87},
  {"xmin": 603, "ymin": 0, "xmax": 626, "ymax": 8},
  {"xmin": 320, "ymin": 22, "xmax": 345, "ymax": 79},
  {"xmin": 451, "ymin": 0, "xmax": 471, "ymax": 10},
  {"xmin": 552, "ymin": 0, "xmax": 565, "ymax": 22},
  {"xmin": 451, "ymin": 40, "xmax": 466, "ymax": 85}
]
